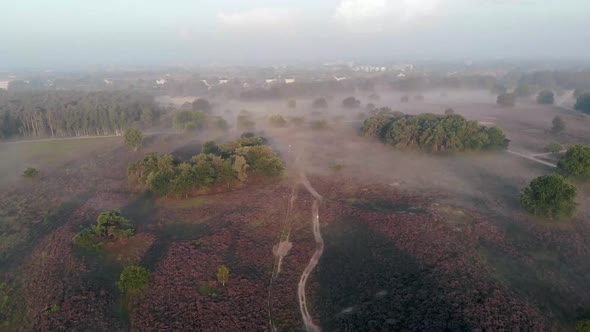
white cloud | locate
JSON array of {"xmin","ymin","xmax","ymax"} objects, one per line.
[
  {"xmin": 218, "ymin": 8, "xmax": 296, "ymax": 29},
  {"xmin": 333, "ymin": 0, "xmax": 442, "ymax": 32}
]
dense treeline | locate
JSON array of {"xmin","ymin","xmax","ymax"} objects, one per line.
[
  {"xmin": 128, "ymin": 135, "xmax": 284, "ymax": 197},
  {"xmin": 361, "ymin": 113, "xmax": 509, "ymax": 152},
  {"xmin": 0, "ymin": 91, "xmax": 161, "ymax": 139}
]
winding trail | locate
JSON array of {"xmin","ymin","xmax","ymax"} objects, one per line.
[
  {"xmin": 506, "ymin": 149, "xmax": 557, "ymax": 168},
  {"xmin": 298, "ymin": 172, "xmax": 323, "ymax": 332}
]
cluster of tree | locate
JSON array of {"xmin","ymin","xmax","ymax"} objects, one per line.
[
  {"xmin": 128, "ymin": 135, "xmax": 284, "ymax": 198},
  {"xmin": 172, "ymin": 110, "xmax": 228, "ymax": 132},
  {"xmin": 72, "ymin": 210, "xmax": 134, "ymax": 250},
  {"xmin": 342, "ymin": 96, "xmax": 361, "ymax": 109},
  {"xmin": 0, "ymin": 91, "xmax": 161, "ymax": 139},
  {"xmin": 361, "ymin": 113, "xmax": 509, "ymax": 152},
  {"xmin": 497, "ymin": 93, "xmax": 517, "ymax": 107},
  {"xmin": 520, "ymin": 144, "xmax": 590, "ymax": 220},
  {"xmin": 575, "ymin": 93, "xmax": 590, "ymax": 114}
]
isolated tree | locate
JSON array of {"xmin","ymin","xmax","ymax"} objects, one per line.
[
  {"xmin": 520, "ymin": 174, "xmax": 577, "ymax": 219},
  {"xmin": 124, "ymin": 128, "xmax": 143, "ymax": 151},
  {"xmin": 287, "ymin": 100, "xmax": 296, "ymax": 109},
  {"xmin": 514, "ymin": 84, "xmax": 532, "ymax": 97},
  {"xmin": 574, "ymin": 93, "xmax": 590, "ymax": 114},
  {"xmin": 192, "ymin": 98, "xmax": 211, "ymax": 112},
  {"xmin": 551, "ymin": 116, "xmax": 565, "ymax": 133},
  {"xmin": 232, "ymin": 155, "xmax": 249, "ymax": 183},
  {"xmin": 117, "ymin": 266, "xmax": 150, "ymax": 292},
  {"xmin": 22, "ymin": 166, "xmax": 40, "ymax": 178},
  {"xmin": 342, "ymin": 96, "xmax": 361, "ymax": 109},
  {"xmin": 497, "ymin": 93, "xmax": 517, "ymax": 107},
  {"xmin": 537, "ymin": 90, "xmax": 555, "ymax": 105},
  {"xmin": 557, "ymin": 144, "xmax": 590, "ymax": 181},
  {"xmin": 444, "ymin": 108, "xmax": 455, "ymax": 115},
  {"xmin": 312, "ymin": 97, "xmax": 328, "ymax": 109},
  {"xmin": 217, "ymin": 265, "xmax": 230, "ymax": 286},
  {"xmin": 400, "ymin": 95, "xmax": 409, "ymax": 103},
  {"xmin": 268, "ymin": 114, "xmax": 288, "ymax": 127}
]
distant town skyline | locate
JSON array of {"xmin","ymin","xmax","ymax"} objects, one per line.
[{"xmin": 2, "ymin": 0, "xmax": 589, "ymax": 68}]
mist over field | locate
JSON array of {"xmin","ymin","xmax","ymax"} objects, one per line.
[{"xmin": 2, "ymin": 0, "xmax": 590, "ymax": 331}]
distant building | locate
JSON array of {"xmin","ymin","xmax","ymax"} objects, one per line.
[
  {"xmin": 156, "ymin": 79, "xmax": 167, "ymax": 85},
  {"xmin": 219, "ymin": 79, "xmax": 229, "ymax": 84},
  {"xmin": 334, "ymin": 76, "xmax": 347, "ymax": 81},
  {"xmin": 0, "ymin": 81, "xmax": 9, "ymax": 90},
  {"xmin": 284, "ymin": 78, "xmax": 295, "ymax": 84},
  {"xmin": 265, "ymin": 79, "xmax": 277, "ymax": 84}
]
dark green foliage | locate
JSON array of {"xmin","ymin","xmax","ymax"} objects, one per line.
[
  {"xmin": 45, "ymin": 304, "xmax": 60, "ymax": 316},
  {"xmin": 197, "ymin": 283, "xmax": 218, "ymax": 297},
  {"xmin": 497, "ymin": 93, "xmax": 517, "ymax": 107},
  {"xmin": 312, "ymin": 97, "xmax": 328, "ymax": 109},
  {"xmin": 342, "ymin": 96, "xmax": 361, "ymax": 109},
  {"xmin": 546, "ymin": 143, "xmax": 564, "ymax": 154},
  {"xmin": 0, "ymin": 91, "xmax": 160, "ymax": 139},
  {"xmin": 172, "ymin": 110, "xmax": 207, "ymax": 131},
  {"xmin": 514, "ymin": 84, "xmax": 531, "ymax": 97},
  {"xmin": 536, "ymin": 90, "xmax": 555, "ymax": 104},
  {"xmin": 576, "ymin": 319, "xmax": 590, "ymax": 332},
  {"xmin": 128, "ymin": 136, "xmax": 283, "ymax": 197},
  {"xmin": 268, "ymin": 114, "xmax": 287, "ymax": 127},
  {"xmin": 557, "ymin": 145, "xmax": 590, "ymax": 181},
  {"xmin": 575, "ymin": 93, "xmax": 590, "ymax": 114},
  {"xmin": 22, "ymin": 167, "xmax": 40, "ymax": 178},
  {"xmin": 192, "ymin": 98, "xmax": 211, "ymax": 112},
  {"xmin": 72, "ymin": 210, "xmax": 133, "ymax": 249},
  {"xmin": 520, "ymin": 174, "xmax": 577, "ymax": 219},
  {"xmin": 361, "ymin": 113, "xmax": 509, "ymax": 152},
  {"xmin": 117, "ymin": 266, "xmax": 150, "ymax": 292},
  {"xmin": 551, "ymin": 116, "xmax": 565, "ymax": 133},
  {"xmin": 124, "ymin": 128, "xmax": 143, "ymax": 151}
]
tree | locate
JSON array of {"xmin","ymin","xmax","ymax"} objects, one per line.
[
  {"xmin": 124, "ymin": 128, "xmax": 143, "ymax": 151},
  {"xmin": 22, "ymin": 166, "xmax": 40, "ymax": 178},
  {"xmin": 342, "ymin": 96, "xmax": 361, "ymax": 109},
  {"xmin": 537, "ymin": 90, "xmax": 555, "ymax": 105},
  {"xmin": 287, "ymin": 100, "xmax": 296, "ymax": 109},
  {"xmin": 400, "ymin": 95, "xmax": 409, "ymax": 103},
  {"xmin": 551, "ymin": 116, "xmax": 565, "ymax": 133},
  {"xmin": 444, "ymin": 108, "xmax": 455, "ymax": 115},
  {"xmin": 217, "ymin": 265, "xmax": 230, "ymax": 286},
  {"xmin": 192, "ymin": 98, "xmax": 211, "ymax": 112},
  {"xmin": 312, "ymin": 97, "xmax": 328, "ymax": 109},
  {"xmin": 546, "ymin": 143, "xmax": 564, "ymax": 154},
  {"xmin": 95, "ymin": 210, "xmax": 133, "ymax": 239},
  {"xmin": 520, "ymin": 174, "xmax": 577, "ymax": 219},
  {"xmin": 117, "ymin": 266, "xmax": 150, "ymax": 292},
  {"xmin": 497, "ymin": 93, "xmax": 517, "ymax": 107},
  {"xmin": 514, "ymin": 84, "xmax": 532, "ymax": 97},
  {"xmin": 557, "ymin": 144, "xmax": 590, "ymax": 181},
  {"xmin": 574, "ymin": 93, "xmax": 590, "ymax": 114},
  {"xmin": 268, "ymin": 114, "xmax": 288, "ymax": 127},
  {"xmin": 232, "ymin": 155, "xmax": 249, "ymax": 183}
]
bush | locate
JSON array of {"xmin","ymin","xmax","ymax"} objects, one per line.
[
  {"xmin": 546, "ymin": 143, "xmax": 564, "ymax": 154},
  {"xmin": 124, "ymin": 128, "xmax": 143, "ymax": 151},
  {"xmin": 497, "ymin": 93, "xmax": 517, "ymax": 107},
  {"xmin": 217, "ymin": 265, "xmax": 230, "ymax": 286},
  {"xmin": 557, "ymin": 144, "xmax": 590, "ymax": 181},
  {"xmin": 73, "ymin": 210, "xmax": 133, "ymax": 249},
  {"xmin": 117, "ymin": 266, "xmax": 150, "ymax": 292},
  {"xmin": 536, "ymin": 90, "xmax": 554, "ymax": 104},
  {"xmin": 197, "ymin": 283, "xmax": 218, "ymax": 297},
  {"xmin": 520, "ymin": 174, "xmax": 577, "ymax": 219},
  {"xmin": 551, "ymin": 116, "xmax": 565, "ymax": 133},
  {"xmin": 22, "ymin": 167, "xmax": 40, "ymax": 178}
]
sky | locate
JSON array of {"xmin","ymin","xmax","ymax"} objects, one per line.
[{"xmin": 1, "ymin": 0, "xmax": 589, "ymax": 68}]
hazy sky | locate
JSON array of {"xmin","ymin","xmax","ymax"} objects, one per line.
[{"xmin": 1, "ymin": 0, "xmax": 589, "ymax": 68}]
